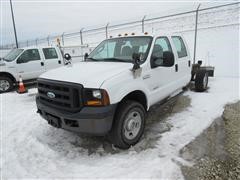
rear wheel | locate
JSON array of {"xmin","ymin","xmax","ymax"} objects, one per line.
[
  {"xmin": 195, "ymin": 70, "xmax": 208, "ymax": 92},
  {"xmin": 109, "ymin": 100, "xmax": 146, "ymax": 149},
  {"xmin": 0, "ymin": 76, "xmax": 13, "ymax": 93}
]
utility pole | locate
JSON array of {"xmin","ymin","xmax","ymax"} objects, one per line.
[{"xmin": 10, "ymin": 0, "xmax": 18, "ymax": 48}]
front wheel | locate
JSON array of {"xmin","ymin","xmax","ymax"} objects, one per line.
[
  {"xmin": 109, "ymin": 100, "xmax": 146, "ymax": 149},
  {"xmin": 0, "ymin": 76, "xmax": 13, "ymax": 93}
]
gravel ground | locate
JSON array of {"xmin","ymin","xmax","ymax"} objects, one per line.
[{"xmin": 181, "ymin": 101, "xmax": 240, "ymax": 180}]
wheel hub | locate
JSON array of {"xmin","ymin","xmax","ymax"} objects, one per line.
[
  {"xmin": 124, "ymin": 111, "xmax": 142, "ymax": 140},
  {"xmin": 0, "ymin": 80, "xmax": 10, "ymax": 91},
  {"xmin": 126, "ymin": 118, "xmax": 139, "ymax": 131}
]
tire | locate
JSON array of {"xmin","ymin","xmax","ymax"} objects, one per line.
[
  {"xmin": 195, "ymin": 70, "xmax": 208, "ymax": 92},
  {"xmin": 0, "ymin": 76, "xmax": 14, "ymax": 93},
  {"xmin": 109, "ymin": 100, "xmax": 146, "ymax": 149}
]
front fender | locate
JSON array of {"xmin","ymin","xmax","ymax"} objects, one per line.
[{"xmin": 100, "ymin": 71, "xmax": 151, "ymax": 110}]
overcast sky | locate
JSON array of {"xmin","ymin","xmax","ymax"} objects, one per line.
[{"xmin": 0, "ymin": 0, "xmax": 234, "ymax": 45}]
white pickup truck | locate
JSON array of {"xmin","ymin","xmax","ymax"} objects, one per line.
[
  {"xmin": 36, "ymin": 33, "xmax": 209, "ymax": 149},
  {"xmin": 0, "ymin": 46, "xmax": 74, "ymax": 93}
]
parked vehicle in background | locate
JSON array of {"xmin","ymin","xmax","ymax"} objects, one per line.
[
  {"xmin": 0, "ymin": 46, "xmax": 83, "ymax": 93},
  {"xmin": 36, "ymin": 33, "xmax": 211, "ymax": 149}
]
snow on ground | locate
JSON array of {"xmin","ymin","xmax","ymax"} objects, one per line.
[{"xmin": 1, "ymin": 77, "xmax": 239, "ymax": 179}]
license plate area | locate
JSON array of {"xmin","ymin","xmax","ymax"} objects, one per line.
[{"xmin": 47, "ymin": 114, "xmax": 61, "ymax": 128}]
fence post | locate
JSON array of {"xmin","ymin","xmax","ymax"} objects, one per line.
[
  {"xmin": 105, "ymin": 23, "xmax": 109, "ymax": 39},
  {"xmin": 47, "ymin": 35, "xmax": 50, "ymax": 46},
  {"xmin": 26, "ymin": 40, "xmax": 28, "ymax": 47},
  {"xmin": 193, "ymin": 4, "xmax": 201, "ymax": 64},
  {"xmin": 142, "ymin": 15, "xmax": 146, "ymax": 33},
  {"xmin": 80, "ymin": 28, "xmax": 84, "ymax": 45},
  {"xmin": 62, "ymin": 33, "xmax": 65, "ymax": 46},
  {"xmin": 36, "ymin": 39, "xmax": 38, "ymax": 46}
]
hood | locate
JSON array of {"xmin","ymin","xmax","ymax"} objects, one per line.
[
  {"xmin": 40, "ymin": 62, "xmax": 133, "ymax": 88},
  {"xmin": 0, "ymin": 59, "xmax": 6, "ymax": 68},
  {"xmin": 0, "ymin": 61, "xmax": 5, "ymax": 65}
]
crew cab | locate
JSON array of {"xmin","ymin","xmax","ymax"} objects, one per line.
[
  {"xmin": 36, "ymin": 33, "xmax": 209, "ymax": 149},
  {"xmin": 0, "ymin": 46, "xmax": 72, "ymax": 93}
]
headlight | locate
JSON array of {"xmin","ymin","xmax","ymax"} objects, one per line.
[
  {"xmin": 92, "ymin": 90, "xmax": 102, "ymax": 99},
  {"xmin": 83, "ymin": 89, "xmax": 110, "ymax": 106}
]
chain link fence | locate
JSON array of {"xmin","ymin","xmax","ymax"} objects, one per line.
[
  {"xmin": 1, "ymin": 2, "xmax": 238, "ymax": 50},
  {"xmin": 1, "ymin": 2, "xmax": 239, "ymax": 76}
]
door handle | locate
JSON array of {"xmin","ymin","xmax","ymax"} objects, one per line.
[
  {"xmin": 41, "ymin": 62, "xmax": 44, "ymax": 66},
  {"xmin": 175, "ymin": 64, "xmax": 178, "ymax": 72},
  {"xmin": 58, "ymin": 60, "xmax": 61, "ymax": 64}
]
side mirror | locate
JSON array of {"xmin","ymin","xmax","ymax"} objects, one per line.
[
  {"xmin": 150, "ymin": 56, "xmax": 159, "ymax": 68},
  {"xmin": 162, "ymin": 51, "xmax": 174, "ymax": 67},
  {"xmin": 84, "ymin": 53, "xmax": 89, "ymax": 61},
  {"xmin": 64, "ymin": 53, "xmax": 71, "ymax": 61},
  {"xmin": 132, "ymin": 53, "xmax": 141, "ymax": 70}
]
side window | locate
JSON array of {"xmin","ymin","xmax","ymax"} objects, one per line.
[
  {"xmin": 19, "ymin": 49, "xmax": 40, "ymax": 62},
  {"xmin": 151, "ymin": 37, "xmax": 172, "ymax": 66},
  {"xmin": 172, "ymin": 36, "xmax": 187, "ymax": 58},
  {"xmin": 43, "ymin": 48, "xmax": 58, "ymax": 59}
]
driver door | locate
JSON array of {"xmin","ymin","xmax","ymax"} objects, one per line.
[
  {"xmin": 16, "ymin": 49, "xmax": 45, "ymax": 80},
  {"xmin": 144, "ymin": 37, "xmax": 177, "ymax": 105}
]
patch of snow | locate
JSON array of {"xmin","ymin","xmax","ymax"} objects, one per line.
[{"xmin": 1, "ymin": 77, "xmax": 239, "ymax": 179}]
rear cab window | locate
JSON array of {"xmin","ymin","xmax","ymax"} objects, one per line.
[
  {"xmin": 172, "ymin": 36, "xmax": 188, "ymax": 58},
  {"xmin": 43, "ymin": 48, "xmax": 58, "ymax": 59}
]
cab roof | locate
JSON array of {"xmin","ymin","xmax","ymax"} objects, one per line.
[
  {"xmin": 18, "ymin": 45, "xmax": 58, "ymax": 50},
  {"xmin": 107, "ymin": 32, "xmax": 183, "ymax": 39}
]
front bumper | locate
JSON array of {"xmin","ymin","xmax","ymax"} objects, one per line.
[{"xmin": 36, "ymin": 95, "xmax": 117, "ymax": 135}]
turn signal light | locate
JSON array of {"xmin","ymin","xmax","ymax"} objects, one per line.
[{"xmin": 86, "ymin": 100, "xmax": 103, "ymax": 106}]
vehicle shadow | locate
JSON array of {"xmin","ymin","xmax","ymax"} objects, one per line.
[{"xmin": 34, "ymin": 92, "xmax": 191, "ymax": 157}]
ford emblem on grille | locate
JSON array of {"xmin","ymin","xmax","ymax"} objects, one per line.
[{"xmin": 47, "ymin": 92, "xmax": 55, "ymax": 99}]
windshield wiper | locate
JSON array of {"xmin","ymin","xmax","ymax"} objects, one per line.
[
  {"xmin": 86, "ymin": 57, "xmax": 131, "ymax": 63},
  {"xmin": 86, "ymin": 57, "xmax": 97, "ymax": 61},
  {"xmin": 100, "ymin": 58, "xmax": 131, "ymax": 63}
]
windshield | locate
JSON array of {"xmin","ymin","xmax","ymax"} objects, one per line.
[
  {"xmin": 88, "ymin": 36, "xmax": 153, "ymax": 63},
  {"xmin": 3, "ymin": 49, "xmax": 24, "ymax": 62}
]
